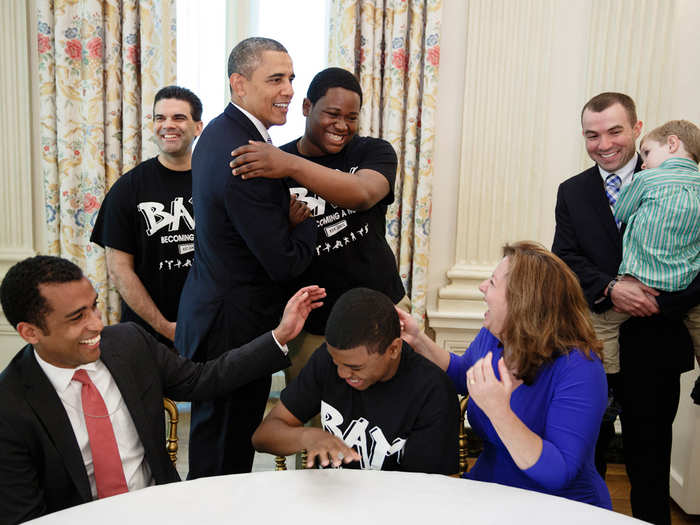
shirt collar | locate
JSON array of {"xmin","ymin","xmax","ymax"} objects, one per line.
[
  {"xmin": 231, "ymin": 103, "xmax": 272, "ymax": 144},
  {"xmin": 34, "ymin": 348, "xmax": 100, "ymax": 394},
  {"xmin": 598, "ymin": 153, "xmax": 638, "ymax": 187}
]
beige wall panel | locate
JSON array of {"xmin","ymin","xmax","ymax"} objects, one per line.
[
  {"xmin": 429, "ymin": 0, "xmax": 699, "ymax": 511},
  {"xmin": 0, "ymin": 1, "xmax": 41, "ymax": 368}
]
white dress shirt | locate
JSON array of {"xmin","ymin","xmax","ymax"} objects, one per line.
[
  {"xmin": 34, "ymin": 351, "xmax": 154, "ymax": 499},
  {"xmin": 232, "ymin": 102, "xmax": 273, "ymax": 144}
]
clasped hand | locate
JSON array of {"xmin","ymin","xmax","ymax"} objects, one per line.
[{"xmin": 610, "ymin": 275, "xmax": 659, "ymax": 317}]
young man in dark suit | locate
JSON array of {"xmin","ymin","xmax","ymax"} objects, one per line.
[
  {"xmin": 174, "ymin": 37, "xmax": 316, "ymax": 478},
  {"xmin": 552, "ymin": 92, "xmax": 698, "ymax": 525},
  {"xmin": 0, "ymin": 255, "xmax": 322, "ymax": 523}
]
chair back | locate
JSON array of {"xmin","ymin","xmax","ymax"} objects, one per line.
[
  {"xmin": 458, "ymin": 395, "xmax": 470, "ymax": 475},
  {"xmin": 163, "ymin": 397, "xmax": 179, "ymax": 465}
]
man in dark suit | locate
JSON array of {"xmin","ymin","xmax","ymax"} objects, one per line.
[
  {"xmin": 174, "ymin": 37, "xmax": 316, "ymax": 478},
  {"xmin": 553, "ymin": 92, "xmax": 697, "ymax": 525},
  {"xmin": 0, "ymin": 255, "xmax": 323, "ymax": 523}
]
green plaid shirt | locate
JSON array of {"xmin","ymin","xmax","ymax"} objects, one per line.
[{"xmin": 615, "ymin": 157, "xmax": 700, "ymax": 291}]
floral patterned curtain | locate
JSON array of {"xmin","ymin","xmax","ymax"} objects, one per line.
[
  {"xmin": 328, "ymin": 0, "xmax": 442, "ymax": 327},
  {"xmin": 37, "ymin": 0, "xmax": 176, "ymax": 323}
]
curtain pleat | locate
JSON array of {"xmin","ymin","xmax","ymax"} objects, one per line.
[
  {"xmin": 37, "ymin": 0, "xmax": 176, "ymax": 324},
  {"xmin": 329, "ymin": 0, "xmax": 442, "ymax": 327}
]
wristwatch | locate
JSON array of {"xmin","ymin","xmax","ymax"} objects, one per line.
[{"xmin": 605, "ymin": 278, "xmax": 619, "ymax": 297}]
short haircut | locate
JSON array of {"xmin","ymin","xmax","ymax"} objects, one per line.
[
  {"xmin": 227, "ymin": 37, "xmax": 287, "ymax": 79},
  {"xmin": 0, "ymin": 256, "xmax": 84, "ymax": 331},
  {"xmin": 153, "ymin": 85, "xmax": 203, "ymax": 122},
  {"xmin": 581, "ymin": 92, "xmax": 638, "ymax": 127},
  {"xmin": 500, "ymin": 242, "xmax": 602, "ymax": 385},
  {"xmin": 325, "ymin": 288, "xmax": 399, "ymax": 354},
  {"xmin": 306, "ymin": 67, "xmax": 363, "ymax": 107},
  {"xmin": 642, "ymin": 119, "xmax": 700, "ymax": 163}
]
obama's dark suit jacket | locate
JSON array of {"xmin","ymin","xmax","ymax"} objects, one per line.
[{"xmin": 175, "ymin": 103, "xmax": 316, "ymax": 476}]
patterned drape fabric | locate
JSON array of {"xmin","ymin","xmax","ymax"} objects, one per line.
[
  {"xmin": 328, "ymin": 0, "xmax": 442, "ymax": 327},
  {"xmin": 37, "ymin": 0, "xmax": 176, "ymax": 323}
]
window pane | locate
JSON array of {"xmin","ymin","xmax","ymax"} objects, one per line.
[
  {"xmin": 176, "ymin": 0, "xmax": 227, "ymax": 127},
  {"xmin": 176, "ymin": 0, "xmax": 329, "ymax": 145},
  {"xmin": 255, "ymin": 0, "xmax": 329, "ymax": 145}
]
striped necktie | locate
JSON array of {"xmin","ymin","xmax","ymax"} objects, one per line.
[
  {"xmin": 605, "ymin": 173, "xmax": 622, "ymax": 229},
  {"xmin": 265, "ymin": 136, "xmax": 273, "ymax": 145}
]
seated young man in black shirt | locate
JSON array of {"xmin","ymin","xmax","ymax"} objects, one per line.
[{"xmin": 252, "ymin": 288, "xmax": 459, "ymax": 474}]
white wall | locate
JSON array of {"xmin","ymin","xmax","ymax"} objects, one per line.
[{"xmin": 0, "ymin": 0, "xmax": 44, "ymax": 369}]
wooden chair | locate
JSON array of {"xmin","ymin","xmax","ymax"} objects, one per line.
[
  {"xmin": 163, "ymin": 397, "xmax": 179, "ymax": 465},
  {"xmin": 458, "ymin": 394, "xmax": 470, "ymax": 475},
  {"xmin": 274, "ymin": 450, "xmax": 307, "ymax": 470}
]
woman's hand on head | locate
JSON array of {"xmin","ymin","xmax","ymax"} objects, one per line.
[
  {"xmin": 395, "ymin": 306, "xmax": 420, "ymax": 345},
  {"xmin": 467, "ymin": 353, "xmax": 522, "ymax": 420}
]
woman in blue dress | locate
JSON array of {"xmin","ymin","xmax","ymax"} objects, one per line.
[{"xmin": 398, "ymin": 241, "xmax": 611, "ymax": 508}]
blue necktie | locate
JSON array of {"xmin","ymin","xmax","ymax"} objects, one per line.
[
  {"xmin": 605, "ymin": 173, "xmax": 622, "ymax": 229},
  {"xmin": 265, "ymin": 136, "xmax": 273, "ymax": 145}
]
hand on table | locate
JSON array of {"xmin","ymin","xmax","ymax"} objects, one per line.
[
  {"xmin": 301, "ymin": 428, "xmax": 361, "ymax": 468},
  {"xmin": 467, "ymin": 353, "xmax": 522, "ymax": 419},
  {"xmin": 273, "ymin": 286, "xmax": 326, "ymax": 345}
]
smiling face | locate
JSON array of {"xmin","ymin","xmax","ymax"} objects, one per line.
[
  {"xmin": 230, "ymin": 50, "xmax": 294, "ymax": 129},
  {"xmin": 478, "ymin": 257, "xmax": 509, "ymax": 338},
  {"xmin": 18, "ymin": 277, "xmax": 104, "ymax": 368},
  {"xmin": 326, "ymin": 339, "xmax": 401, "ymax": 391},
  {"xmin": 153, "ymin": 98, "xmax": 203, "ymax": 160},
  {"xmin": 300, "ymin": 87, "xmax": 361, "ymax": 156},
  {"xmin": 582, "ymin": 103, "xmax": 642, "ymax": 172}
]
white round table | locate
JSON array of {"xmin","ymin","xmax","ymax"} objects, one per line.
[{"xmin": 28, "ymin": 469, "xmax": 646, "ymax": 524}]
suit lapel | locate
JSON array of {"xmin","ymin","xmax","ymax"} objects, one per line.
[
  {"xmin": 584, "ymin": 167, "xmax": 621, "ymax": 247},
  {"xmin": 225, "ymin": 103, "xmax": 266, "ymax": 142},
  {"xmin": 99, "ymin": 342, "xmax": 150, "ymax": 445},
  {"xmin": 99, "ymin": 337, "xmax": 163, "ymax": 479},
  {"xmin": 18, "ymin": 347, "xmax": 92, "ymax": 502}
]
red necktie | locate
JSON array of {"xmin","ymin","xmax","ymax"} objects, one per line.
[{"xmin": 72, "ymin": 369, "xmax": 128, "ymax": 498}]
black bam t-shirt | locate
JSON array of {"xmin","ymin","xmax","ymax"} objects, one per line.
[
  {"xmin": 280, "ymin": 135, "xmax": 406, "ymax": 335},
  {"xmin": 91, "ymin": 157, "xmax": 195, "ymax": 338},
  {"xmin": 281, "ymin": 343, "xmax": 459, "ymax": 475}
]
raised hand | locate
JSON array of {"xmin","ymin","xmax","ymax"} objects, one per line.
[
  {"xmin": 467, "ymin": 353, "xmax": 522, "ymax": 419},
  {"xmin": 273, "ymin": 286, "xmax": 326, "ymax": 345}
]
